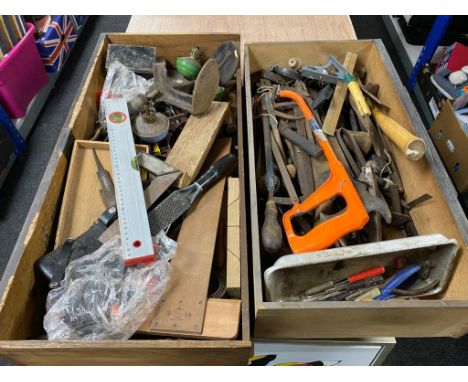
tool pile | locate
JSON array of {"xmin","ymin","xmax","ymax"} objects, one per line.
[
  {"xmin": 251, "ymin": 52, "xmax": 445, "ymax": 301},
  {"xmin": 296, "ymin": 262, "xmax": 438, "ymax": 302},
  {"xmin": 34, "ymin": 41, "xmax": 243, "ymax": 340}
]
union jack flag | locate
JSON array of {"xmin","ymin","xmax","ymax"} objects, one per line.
[{"xmin": 36, "ymin": 15, "xmax": 78, "ymax": 73}]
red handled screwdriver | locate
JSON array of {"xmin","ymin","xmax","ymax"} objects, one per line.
[{"xmin": 304, "ymin": 266, "xmax": 385, "ymax": 297}]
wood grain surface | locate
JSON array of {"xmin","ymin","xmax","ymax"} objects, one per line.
[
  {"xmin": 0, "ymin": 152, "xmax": 68, "ymax": 340},
  {"xmin": 144, "ymin": 138, "xmax": 231, "ymax": 336},
  {"xmin": 126, "ymin": 16, "xmax": 356, "ymax": 42},
  {"xmin": 322, "ymin": 51, "xmax": 358, "ymax": 135},
  {"xmin": 166, "ymin": 101, "xmax": 229, "ymax": 188},
  {"xmin": 227, "ymin": 178, "xmax": 241, "ymax": 298},
  {"xmin": 139, "ymin": 298, "xmax": 241, "ymax": 340},
  {"xmin": 55, "ymin": 141, "xmax": 147, "ymax": 247},
  {"xmin": 0, "ymin": 340, "xmax": 252, "ymax": 365}
]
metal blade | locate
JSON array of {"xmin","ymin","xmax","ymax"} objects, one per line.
[{"xmin": 148, "ymin": 186, "xmax": 195, "ymax": 235}]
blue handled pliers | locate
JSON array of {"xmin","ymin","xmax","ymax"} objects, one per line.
[{"xmin": 374, "ymin": 264, "xmax": 421, "ymax": 301}]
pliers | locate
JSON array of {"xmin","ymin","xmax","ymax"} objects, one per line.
[{"xmin": 374, "ymin": 264, "xmax": 421, "ymax": 300}]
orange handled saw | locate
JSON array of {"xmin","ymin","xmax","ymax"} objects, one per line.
[{"xmin": 278, "ymin": 89, "xmax": 369, "ymax": 253}]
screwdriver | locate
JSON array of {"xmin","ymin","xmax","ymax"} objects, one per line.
[{"xmin": 304, "ymin": 266, "xmax": 386, "ymax": 297}]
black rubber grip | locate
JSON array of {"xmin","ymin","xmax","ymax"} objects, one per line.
[{"xmin": 196, "ymin": 153, "xmax": 237, "ymax": 190}]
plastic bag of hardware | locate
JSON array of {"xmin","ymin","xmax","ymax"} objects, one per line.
[
  {"xmin": 43, "ymin": 231, "xmax": 176, "ymax": 340},
  {"xmin": 99, "ymin": 61, "xmax": 152, "ymax": 121},
  {"xmin": 101, "ymin": 61, "xmax": 152, "ymax": 101}
]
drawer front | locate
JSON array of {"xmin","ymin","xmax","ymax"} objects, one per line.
[
  {"xmin": 0, "ymin": 340, "xmax": 252, "ymax": 366},
  {"xmin": 254, "ymin": 304, "xmax": 468, "ymax": 339}
]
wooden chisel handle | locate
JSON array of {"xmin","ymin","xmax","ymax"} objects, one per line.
[
  {"xmin": 372, "ymin": 108, "xmax": 426, "ymax": 161},
  {"xmin": 262, "ymin": 198, "xmax": 283, "ymax": 255}
]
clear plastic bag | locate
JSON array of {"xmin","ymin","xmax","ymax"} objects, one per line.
[
  {"xmin": 99, "ymin": 61, "xmax": 152, "ymax": 121},
  {"xmin": 44, "ymin": 231, "xmax": 176, "ymax": 340}
]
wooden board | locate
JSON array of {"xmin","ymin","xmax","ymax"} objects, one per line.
[
  {"xmin": 255, "ymin": 303, "xmax": 468, "ymax": 339},
  {"xmin": 126, "ymin": 16, "xmax": 356, "ymax": 43},
  {"xmin": 0, "ymin": 137, "xmax": 69, "ymax": 340},
  {"xmin": 227, "ymin": 178, "xmax": 241, "ymax": 298},
  {"xmin": 322, "ymin": 51, "xmax": 358, "ymax": 135},
  {"xmin": 55, "ymin": 140, "xmax": 148, "ymax": 247},
  {"xmin": 0, "ymin": 340, "xmax": 252, "ymax": 366},
  {"xmin": 166, "ymin": 102, "xmax": 229, "ymax": 188},
  {"xmin": 139, "ymin": 299, "xmax": 241, "ymax": 340},
  {"xmin": 144, "ymin": 138, "xmax": 232, "ymax": 336}
]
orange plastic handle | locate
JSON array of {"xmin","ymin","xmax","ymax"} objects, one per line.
[
  {"xmin": 347, "ymin": 266, "xmax": 386, "ymax": 284},
  {"xmin": 278, "ymin": 89, "xmax": 369, "ymax": 254}
]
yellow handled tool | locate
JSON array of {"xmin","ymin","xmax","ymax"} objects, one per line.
[
  {"xmin": 371, "ymin": 107, "xmax": 426, "ymax": 161},
  {"xmin": 301, "ymin": 55, "xmax": 371, "ymax": 118},
  {"xmin": 344, "ymin": 72, "xmax": 371, "ymax": 117}
]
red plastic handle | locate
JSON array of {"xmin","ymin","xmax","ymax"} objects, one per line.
[{"xmin": 347, "ymin": 266, "xmax": 385, "ymax": 284}]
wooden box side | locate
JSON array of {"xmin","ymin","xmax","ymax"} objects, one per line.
[
  {"xmin": 255, "ymin": 302, "xmax": 468, "ymax": 339},
  {"xmin": 0, "ymin": 130, "xmax": 71, "ymax": 340},
  {"xmin": 68, "ymin": 34, "xmax": 109, "ymax": 141},
  {"xmin": 0, "ymin": 340, "xmax": 252, "ymax": 366},
  {"xmin": 364, "ymin": 42, "xmax": 468, "ymax": 300},
  {"xmin": 235, "ymin": 70, "xmax": 251, "ymax": 342}
]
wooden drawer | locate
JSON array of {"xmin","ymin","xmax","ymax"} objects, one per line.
[
  {"xmin": 0, "ymin": 33, "xmax": 251, "ymax": 365},
  {"xmin": 244, "ymin": 40, "xmax": 468, "ymax": 339}
]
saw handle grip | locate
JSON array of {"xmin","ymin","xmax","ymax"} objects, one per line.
[
  {"xmin": 282, "ymin": 159, "xmax": 369, "ymax": 253},
  {"xmin": 278, "ymin": 89, "xmax": 369, "ymax": 254},
  {"xmin": 372, "ymin": 108, "xmax": 426, "ymax": 161},
  {"xmin": 196, "ymin": 153, "xmax": 237, "ymax": 190}
]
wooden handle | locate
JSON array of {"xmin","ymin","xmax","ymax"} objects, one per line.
[
  {"xmin": 261, "ymin": 199, "xmax": 283, "ymax": 255},
  {"xmin": 372, "ymin": 108, "xmax": 426, "ymax": 161},
  {"xmin": 347, "ymin": 79, "xmax": 371, "ymax": 117}
]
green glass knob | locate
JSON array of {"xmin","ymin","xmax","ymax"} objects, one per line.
[{"xmin": 176, "ymin": 47, "xmax": 203, "ymax": 80}]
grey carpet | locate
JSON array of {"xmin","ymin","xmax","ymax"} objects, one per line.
[
  {"xmin": 0, "ymin": 15, "xmax": 131, "ymax": 366},
  {"xmin": 0, "ymin": 16, "xmax": 131, "ymax": 279}
]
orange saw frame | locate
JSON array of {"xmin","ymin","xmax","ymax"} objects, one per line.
[{"xmin": 278, "ymin": 89, "xmax": 369, "ymax": 253}]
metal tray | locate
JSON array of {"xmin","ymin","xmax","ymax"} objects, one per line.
[{"xmin": 264, "ymin": 234, "xmax": 458, "ymax": 302}]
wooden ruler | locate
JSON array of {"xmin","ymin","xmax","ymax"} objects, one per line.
[
  {"xmin": 139, "ymin": 298, "xmax": 241, "ymax": 340},
  {"xmin": 144, "ymin": 138, "xmax": 232, "ymax": 335}
]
